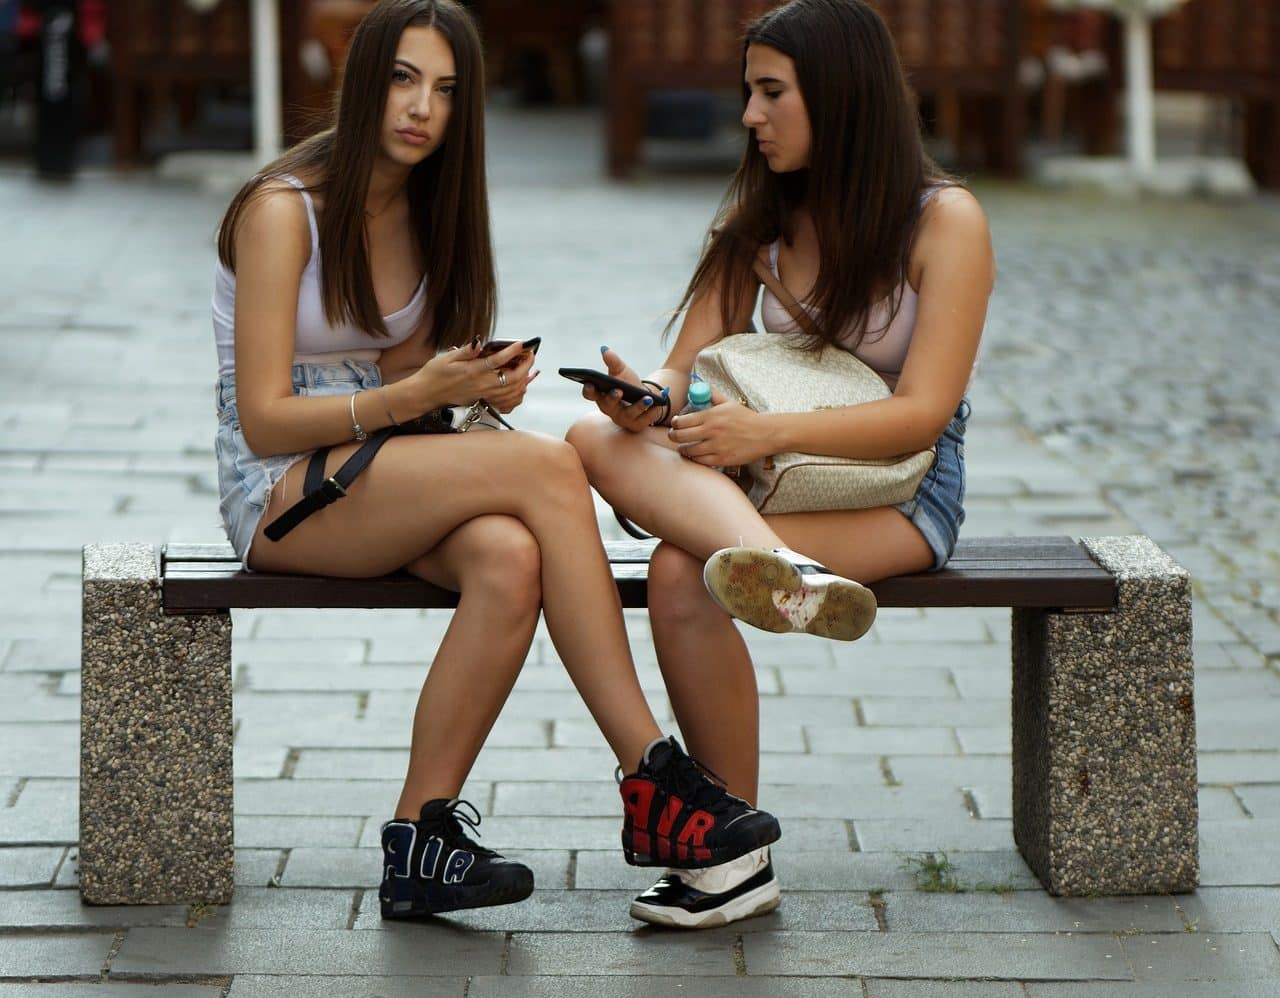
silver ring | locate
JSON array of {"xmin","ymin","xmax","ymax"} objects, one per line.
[{"xmin": 497, "ymin": 369, "xmax": 508, "ymax": 387}]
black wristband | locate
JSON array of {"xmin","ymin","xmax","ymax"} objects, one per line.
[{"xmin": 641, "ymin": 380, "xmax": 672, "ymax": 426}]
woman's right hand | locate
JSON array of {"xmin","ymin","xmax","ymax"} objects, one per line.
[
  {"xmin": 407, "ymin": 340, "xmax": 534, "ymax": 412},
  {"xmin": 584, "ymin": 348, "xmax": 668, "ymax": 433}
]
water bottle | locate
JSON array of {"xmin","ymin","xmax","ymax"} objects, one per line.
[
  {"xmin": 679, "ymin": 380, "xmax": 714, "ymax": 415},
  {"xmin": 678, "ymin": 380, "xmax": 722, "ymax": 471}
]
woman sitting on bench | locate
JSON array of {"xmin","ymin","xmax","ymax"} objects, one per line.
[
  {"xmin": 568, "ymin": 0, "xmax": 993, "ymax": 928},
  {"xmin": 211, "ymin": 0, "xmax": 779, "ymax": 921}
]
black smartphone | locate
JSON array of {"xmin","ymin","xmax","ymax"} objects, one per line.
[
  {"xmin": 480, "ymin": 337, "xmax": 541, "ymax": 357},
  {"xmin": 558, "ymin": 367, "xmax": 654, "ymax": 405}
]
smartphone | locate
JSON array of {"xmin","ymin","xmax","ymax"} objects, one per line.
[
  {"xmin": 480, "ymin": 337, "xmax": 541, "ymax": 357},
  {"xmin": 558, "ymin": 367, "xmax": 654, "ymax": 405}
]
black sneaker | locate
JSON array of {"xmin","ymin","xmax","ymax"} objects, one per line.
[
  {"xmin": 379, "ymin": 798, "xmax": 534, "ymax": 919},
  {"xmin": 618, "ymin": 736, "xmax": 781, "ymax": 868},
  {"xmin": 630, "ymin": 846, "xmax": 781, "ymax": 929}
]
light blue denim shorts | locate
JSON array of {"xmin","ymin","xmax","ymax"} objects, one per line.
[
  {"xmin": 214, "ymin": 360, "xmax": 383, "ymax": 564},
  {"xmin": 893, "ymin": 398, "xmax": 968, "ymax": 570}
]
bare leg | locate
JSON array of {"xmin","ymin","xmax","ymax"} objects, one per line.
[
  {"xmin": 250, "ymin": 431, "xmax": 662, "ymax": 796},
  {"xmin": 567, "ymin": 413, "xmax": 784, "ymax": 559},
  {"xmin": 649, "ymin": 542, "xmax": 761, "ymax": 803},
  {"xmin": 390, "ymin": 515, "xmax": 542, "ymax": 817}
]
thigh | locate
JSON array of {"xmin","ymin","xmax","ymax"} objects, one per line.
[
  {"xmin": 248, "ymin": 430, "xmax": 568, "ymax": 578},
  {"xmin": 765, "ymin": 505, "xmax": 934, "ymax": 584}
]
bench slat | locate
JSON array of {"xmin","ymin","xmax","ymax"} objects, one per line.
[{"xmin": 162, "ymin": 533, "xmax": 1116, "ymax": 612}]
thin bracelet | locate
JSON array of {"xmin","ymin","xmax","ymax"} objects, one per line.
[
  {"xmin": 379, "ymin": 389, "xmax": 401, "ymax": 426},
  {"xmin": 349, "ymin": 390, "xmax": 368, "ymax": 441}
]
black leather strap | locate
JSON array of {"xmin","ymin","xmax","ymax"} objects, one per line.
[{"xmin": 263, "ymin": 427, "xmax": 401, "ymax": 542}]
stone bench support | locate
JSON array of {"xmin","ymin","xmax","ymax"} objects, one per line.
[
  {"xmin": 80, "ymin": 543, "xmax": 234, "ymax": 905},
  {"xmin": 1012, "ymin": 536, "xmax": 1198, "ymax": 896}
]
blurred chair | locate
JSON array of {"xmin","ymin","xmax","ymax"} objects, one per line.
[
  {"xmin": 606, "ymin": 0, "xmax": 777, "ymax": 177},
  {"xmin": 107, "ymin": 0, "xmax": 314, "ymax": 164},
  {"xmin": 1146, "ymin": 0, "xmax": 1280, "ymax": 189},
  {"xmin": 606, "ymin": 0, "xmax": 1031, "ymax": 178}
]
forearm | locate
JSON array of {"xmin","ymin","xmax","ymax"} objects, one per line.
[
  {"xmin": 764, "ymin": 394, "xmax": 952, "ymax": 460},
  {"xmin": 241, "ymin": 378, "xmax": 436, "ymax": 456}
]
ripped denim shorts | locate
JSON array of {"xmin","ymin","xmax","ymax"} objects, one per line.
[
  {"xmin": 214, "ymin": 360, "xmax": 382, "ymax": 564},
  {"xmin": 892, "ymin": 398, "xmax": 969, "ymax": 570}
]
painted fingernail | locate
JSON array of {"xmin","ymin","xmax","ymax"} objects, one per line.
[
  {"xmin": 661, "ymin": 387, "xmax": 670, "ymax": 397},
  {"xmin": 642, "ymin": 397, "xmax": 653, "ymax": 407},
  {"xmin": 600, "ymin": 345, "xmax": 609, "ymax": 355}
]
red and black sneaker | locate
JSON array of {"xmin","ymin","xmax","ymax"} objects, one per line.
[{"xmin": 618, "ymin": 736, "xmax": 781, "ymax": 868}]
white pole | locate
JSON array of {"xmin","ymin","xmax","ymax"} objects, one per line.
[
  {"xmin": 251, "ymin": 0, "xmax": 282, "ymax": 165},
  {"xmin": 1124, "ymin": 8, "xmax": 1156, "ymax": 178}
]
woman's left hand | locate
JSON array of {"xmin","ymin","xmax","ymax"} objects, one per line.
[{"xmin": 666, "ymin": 391, "xmax": 775, "ymax": 467}]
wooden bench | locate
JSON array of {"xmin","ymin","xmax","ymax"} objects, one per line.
[{"xmin": 80, "ymin": 534, "xmax": 1198, "ymax": 905}]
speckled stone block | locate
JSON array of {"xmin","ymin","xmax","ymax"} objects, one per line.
[
  {"xmin": 1012, "ymin": 535, "xmax": 1198, "ymax": 896},
  {"xmin": 80, "ymin": 543, "xmax": 234, "ymax": 904}
]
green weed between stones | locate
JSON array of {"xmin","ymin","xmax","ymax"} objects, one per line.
[{"xmin": 901, "ymin": 853, "xmax": 1018, "ymax": 894}]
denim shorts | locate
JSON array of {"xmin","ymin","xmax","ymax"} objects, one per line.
[
  {"xmin": 215, "ymin": 360, "xmax": 383, "ymax": 564},
  {"xmin": 893, "ymin": 398, "xmax": 968, "ymax": 570}
]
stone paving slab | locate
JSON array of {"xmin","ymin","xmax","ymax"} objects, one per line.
[
  {"xmin": 282, "ymin": 847, "xmax": 570, "ymax": 891},
  {"xmin": 1026, "ymin": 984, "xmax": 1280, "ymax": 998},
  {"xmin": 469, "ymin": 980, "xmax": 865, "ymax": 998},
  {"xmin": 111, "ymin": 926, "xmax": 507, "ymax": 977},
  {"xmin": 866, "ymin": 985, "xmax": 1023, "ymax": 998},
  {"xmin": 0, "ymin": 931, "xmax": 113, "ymax": 977},
  {"xmin": 742, "ymin": 930, "xmax": 1132, "ymax": 979},
  {"xmin": 0, "ymin": 987, "xmax": 222, "ymax": 998},
  {"xmin": 228, "ymin": 979, "xmax": 466, "ymax": 998},
  {"xmin": 504, "ymin": 931, "xmax": 737, "ymax": 976},
  {"xmin": 1118, "ymin": 932, "xmax": 1280, "ymax": 981},
  {"xmin": 881, "ymin": 891, "xmax": 1186, "ymax": 933}
]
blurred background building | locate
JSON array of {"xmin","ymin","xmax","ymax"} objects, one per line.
[{"xmin": 0, "ymin": 0, "xmax": 1275, "ymax": 188}]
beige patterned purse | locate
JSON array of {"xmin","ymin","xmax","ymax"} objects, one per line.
[{"xmin": 691, "ymin": 255, "xmax": 935, "ymax": 515}]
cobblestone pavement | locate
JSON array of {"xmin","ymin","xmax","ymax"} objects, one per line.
[{"xmin": 1, "ymin": 108, "xmax": 1279, "ymax": 995}]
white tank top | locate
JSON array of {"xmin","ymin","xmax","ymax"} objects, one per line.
[{"xmin": 212, "ymin": 175, "xmax": 428, "ymax": 377}]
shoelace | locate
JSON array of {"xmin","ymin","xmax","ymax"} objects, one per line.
[
  {"xmin": 659, "ymin": 750, "xmax": 743, "ymax": 815},
  {"xmin": 425, "ymin": 798, "xmax": 499, "ymax": 858}
]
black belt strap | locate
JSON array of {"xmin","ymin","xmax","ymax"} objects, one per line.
[{"xmin": 263, "ymin": 427, "xmax": 401, "ymax": 542}]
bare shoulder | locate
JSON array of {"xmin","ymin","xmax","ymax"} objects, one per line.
[
  {"xmin": 912, "ymin": 185, "xmax": 994, "ymax": 284},
  {"xmin": 234, "ymin": 180, "xmax": 311, "ymax": 266},
  {"xmin": 920, "ymin": 185, "xmax": 989, "ymax": 240}
]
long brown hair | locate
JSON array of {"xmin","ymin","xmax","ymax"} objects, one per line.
[
  {"xmin": 216, "ymin": 0, "xmax": 494, "ymax": 348},
  {"xmin": 674, "ymin": 0, "xmax": 950, "ymax": 349}
]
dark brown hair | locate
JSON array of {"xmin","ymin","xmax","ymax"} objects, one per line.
[
  {"xmin": 216, "ymin": 0, "xmax": 494, "ymax": 348},
  {"xmin": 674, "ymin": 0, "xmax": 950, "ymax": 348}
]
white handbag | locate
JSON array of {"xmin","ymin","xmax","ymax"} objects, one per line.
[{"xmin": 691, "ymin": 257, "xmax": 935, "ymax": 515}]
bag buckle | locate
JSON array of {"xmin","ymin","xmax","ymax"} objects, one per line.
[{"xmin": 319, "ymin": 477, "xmax": 348, "ymax": 503}]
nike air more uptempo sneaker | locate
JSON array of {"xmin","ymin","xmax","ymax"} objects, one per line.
[
  {"xmin": 618, "ymin": 737, "xmax": 781, "ymax": 868},
  {"xmin": 379, "ymin": 798, "xmax": 534, "ymax": 919}
]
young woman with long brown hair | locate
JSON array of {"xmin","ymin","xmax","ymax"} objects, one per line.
[
  {"xmin": 212, "ymin": 0, "xmax": 779, "ymax": 921},
  {"xmin": 568, "ymin": 0, "xmax": 994, "ymax": 928}
]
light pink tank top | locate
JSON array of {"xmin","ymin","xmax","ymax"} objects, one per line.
[
  {"xmin": 758, "ymin": 187, "xmax": 944, "ymax": 385},
  {"xmin": 212, "ymin": 175, "xmax": 428, "ymax": 377}
]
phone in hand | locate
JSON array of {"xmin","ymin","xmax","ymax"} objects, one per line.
[
  {"xmin": 481, "ymin": 340, "xmax": 540, "ymax": 358},
  {"xmin": 558, "ymin": 367, "xmax": 654, "ymax": 405}
]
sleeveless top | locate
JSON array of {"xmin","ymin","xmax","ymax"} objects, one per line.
[
  {"xmin": 212, "ymin": 175, "xmax": 428, "ymax": 377},
  {"xmin": 759, "ymin": 186, "xmax": 946, "ymax": 386}
]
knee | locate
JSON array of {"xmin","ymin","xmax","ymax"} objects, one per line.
[
  {"xmin": 529, "ymin": 434, "xmax": 588, "ymax": 491},
  {"xmin": 463, "ymin": 519, "xmax": 542, "ymax": 616},
  {"xmin": 564, "ymin": 414, "xmax": 613, "ymax": 486},
  {"xmin": 648, "ymin": 542, "xmax": 711, "ymax": 625}
]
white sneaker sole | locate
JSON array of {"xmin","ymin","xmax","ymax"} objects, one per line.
[
  {"xmin": 703, "ymin": 547, "xmax": 876, "ymax": 642},
  {"xmin": 629, "ymin": 878, "xmax": 782, "ymax": 929}
]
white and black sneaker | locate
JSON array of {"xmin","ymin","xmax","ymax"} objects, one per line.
[
  {"xmin": 629, "ymin": 847, "xmax": 780, "ymax": 929},
  {"xmin": 703, "ymin": 546, "xmax": 876, "ymax": 642}
]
